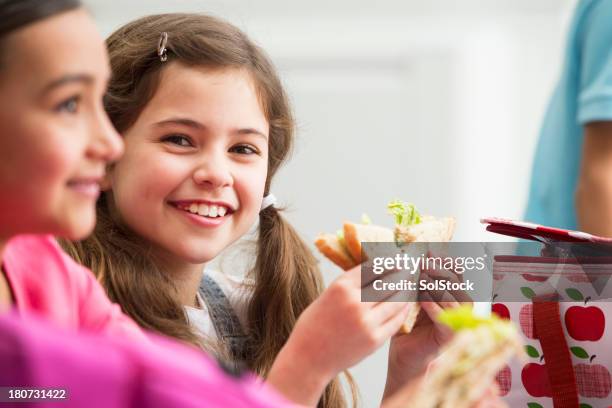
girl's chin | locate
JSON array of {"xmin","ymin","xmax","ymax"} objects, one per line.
[
  {"xmin": 172, "ymin": 246, "xmax": 220, "ymax": 265},
  {"xmin": 60, "ymin": 220, "xmax": 95, "ymax": 241},
  {"xmin": 59, "ymin": 204, "xmax": 96, "ymax": 238}
]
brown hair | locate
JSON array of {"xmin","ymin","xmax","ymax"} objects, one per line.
[
  {"xmin": 61, "ymin": 13, "xmax": 356, "ymax": 407},
  {"xmin": 0, "ymin": 0, "xmax": 81, "ymax": 36},
  {"xmin": 0, "ymin": 0, "xmax": 81, "ymax": 63}
]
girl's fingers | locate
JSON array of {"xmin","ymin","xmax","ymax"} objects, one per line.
[
  {"xmin": 420, "ymin": 301, "xmax": 443, "ymax": 320},
  {"xmin": 344, "ymin": 264, "xmax": 363, "ymax": 284},
  {"xmin": 360, "ymin": 270, "xmax": 409, "ymax": 303},
  {"xmin": 380, "ymin": 288, "xmax": 417, "ymax": 304},
  {"xmin": 421, "ymin": 301, "xmax": 455, "ymax": 341},
  {"xmin": 361, "ymin": 266, "xmax": 405, "ymax": 288},
  {"xmin": 439, "ymin": 300, "xmax": 460, "ymax": 310},
  {"xmin": 371, "ymin": 299, "xmax": 413, "ymax": 323},
  {"xmin": 379, "ymin": 304, "xmax": 413, "ymax": 338},
  {"xmin": 448, "ymin": 286, "xmax": 475, "ymax": 304}
]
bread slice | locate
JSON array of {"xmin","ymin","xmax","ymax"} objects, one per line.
[
  {"xmin": 395, "ymin": 216, "xmax": 456, "ymax": 243},
  {"xmin": 398, "ymin": 303, "xmax": 421, "ymax": 334},
  {"xmin": 343, "ymin": 222, "xmax": 395, "ymax": 262},
  {"xmin": 314, "ymin": 233, "xmax": 357, "ymax": 271},
  {"xmin": 396, "ymin": 216, "xmax": 456, "ymax": 332}
]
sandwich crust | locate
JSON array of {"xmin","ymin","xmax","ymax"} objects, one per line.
[
  {"xmin": 314, "ymin": 233, "xmax": 356, "ymax": 271},
  {"xmin": 343, "ymin": 222, "xmax": 395, "ymax": 262}
]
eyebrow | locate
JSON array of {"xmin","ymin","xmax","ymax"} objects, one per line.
[
  {"xmin": 154, "ymin": 117, "xmax": 268, "ymax": 140},
  {"xmin": 42, "ymin": 73, "xmax": 94, "ymax": 95}
]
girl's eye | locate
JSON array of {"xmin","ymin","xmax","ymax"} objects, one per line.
[
  {"xmin": 55, "ymin": 96, "xmax": 80, "ymax": 114},
  {"xmin": 230, "ymin": 144, "xmax": 258, "ymax": 155},
  {"xmin": 162, "ymin": 134, "xmax": 193, "ymax": 147}
]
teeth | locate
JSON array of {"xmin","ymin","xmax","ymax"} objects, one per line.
[
  {"xmin": 209, "ymin": 205, "xmax": 218, "ymax": 217},
  {"xmin": 179, "ymin": 203, "xmax": 229, "ymax": 218},
  {"xmin": 197, "ymin": 204, "xmax": 209, "ymax": 216}
]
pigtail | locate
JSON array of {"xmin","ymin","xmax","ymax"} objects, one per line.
[{"xmin": 246, "ymin": 206, "xmax": 358, "ymax": 408}]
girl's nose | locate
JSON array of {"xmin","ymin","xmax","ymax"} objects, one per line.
[
  {"xmin": 192, "ymin": 156, "xmax": 233, "ymax": 189},
  {"xmin": 87, "ymin": 108, "xmax": 124, "ymax": 162}
]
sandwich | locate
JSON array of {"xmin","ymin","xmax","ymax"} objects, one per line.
[
  {"xmin": 314, "ymin": 201, "xmax": 455, "ymax": 333},
  {"xmin": 408, "ymin": 306, "xmax": 524, "ymax": 408}
]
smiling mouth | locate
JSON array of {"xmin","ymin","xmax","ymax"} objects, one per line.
[
  {"xmin": 66, "ymin": 179, "xmax": 101, "ymax": 197},
  {"xmin": 173, "ymin": 202, "xmax": 234, "ymax": 219}
]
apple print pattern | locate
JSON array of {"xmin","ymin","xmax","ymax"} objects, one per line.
[
  {"xmin": 496, "ymin": 283, "xmax": 612, "ymax": 407},
  {"xmin": 522, "ymin": 345, "xmax": 552, "ymax": 401},
  {"xmin": 520, "ymin": 304, "xmax": 535, "ymax": 339},
  {"xmin": 492, "ymin": 301, "xmax": 510, "ymax": 321},
  {"xmin": 564, "ymin": 289, "xmax": 605, "ymax": 342},
  {"xmin": 495, "ymin": 365, "xmax": 512, "ymax": 396},
  {"xmin": 575, "ymin": 363, "xmax": 611, "ymax": 398},
  {"xmin": 569, "ymin": 347, "xmax": 612, "ymax": 399}
]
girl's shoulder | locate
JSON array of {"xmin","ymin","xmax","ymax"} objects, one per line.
[
  {"xmin": 5, "ymin": 234, "xmax": 66, "ymax": 263},
  {"xmin": 3, "ymin": 234, "xmax": 87, "ymax": 327},
  {"xmin": 3, "ymin": 234, "xmax": 145, "ymax": 339},
  {"xmin": 3, "ymin": 235, "xmax": 79, "ymax": 302}
]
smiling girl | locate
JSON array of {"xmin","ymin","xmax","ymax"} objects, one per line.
[
  {"xmin": 62, "ymin": 13, "xmax": 417, "ymax": 407},
  {"xmin": 0, "ymin": 0, "xmax": 136, "ymax": 334}
]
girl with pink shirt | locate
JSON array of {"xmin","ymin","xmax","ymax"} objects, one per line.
[{"xmin": 0, "ymin": 0, "xmax": 129, "ymax": 333}]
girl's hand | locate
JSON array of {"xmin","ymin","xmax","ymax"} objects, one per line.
[
  {"xmin": 382, "ymin": 301, "xmax": 457, "ymax": 400},
  {"xmin": 382, "ymin": 255, "xmax": 474, "ymax": 400},
  {"xmin": 267, "ymin": 265, "xmax": 413, "ymax": 407},
  {"xmin": 382, "ymin": 373, "xmax": 505, "ymax": 408}
]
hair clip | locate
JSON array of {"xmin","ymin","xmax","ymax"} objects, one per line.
[
  {"xmin": 260, "ymin": 194, "xmax": 277, "ymax": 211},
  {"xmin": 157, "ymin": 32, "xmax": 168, "ymax": 62}
]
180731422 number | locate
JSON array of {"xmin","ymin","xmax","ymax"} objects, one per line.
[{"xmin": 1, "ymin": 387, "xmax": 68, "ymax": 402}]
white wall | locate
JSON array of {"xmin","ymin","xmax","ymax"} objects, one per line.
[{"xmin": 85, "ymin": 1, "xmax": 576, "ymax": 405}]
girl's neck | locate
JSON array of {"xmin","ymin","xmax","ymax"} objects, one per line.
[
  {"xmin": 153, "ymin": 250, "xmax": 205, "ymax": 308},
  {"xmin": 172, "ymin": 264, "xmax": 205, "ymax": 308}
]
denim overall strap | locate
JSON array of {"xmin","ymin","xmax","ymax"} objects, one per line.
[{"xmin": 198, "ymin": 273, "xmax": 250, "ymax": 363}]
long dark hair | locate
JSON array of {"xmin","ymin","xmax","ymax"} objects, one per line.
[{"xmin": 0, "ymin": 0, "xmax": 81, "ymax": 38}]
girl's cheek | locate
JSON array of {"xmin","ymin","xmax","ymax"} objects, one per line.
[
  {"xmin": 48, "ymin": 118, "xmax": 93, "ymax": 167},
  {"xmin": 242, "ymin": 165, "xmax": 267, "ymax": 213},
  {"xmin": 118, "ymin": 153, "xmax": 184, "ymax": 204},
  {"xmin": 37, "ymin": 130, "xmax": 82, "ymax": 184}
]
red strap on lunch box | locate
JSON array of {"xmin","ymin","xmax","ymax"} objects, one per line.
[{"xmin": 533, "ymin": 301, "xmax": 579, "ymax": 408}]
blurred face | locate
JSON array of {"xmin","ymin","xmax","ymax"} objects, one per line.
[
  {"xmin": 108, "ymin": 64, "xmax": 269, "ymax": 266},
  {"xmin": 0, "ymin": 9, "xmax": 123, "ymax": 243}
]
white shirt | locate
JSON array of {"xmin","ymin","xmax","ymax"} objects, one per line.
[{"xmin": 184, "ymin": 269, "xmax": 250, "ymax": 340}]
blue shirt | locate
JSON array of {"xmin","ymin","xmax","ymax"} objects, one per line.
[{"xmin": 525, "ymin": 0, "xmax": 612, "ymax": 229}]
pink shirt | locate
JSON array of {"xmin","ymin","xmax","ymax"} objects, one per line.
[
  {"xmin": 0, "ymin": 235, "xmax": 297, "ymax": 406},
  {"xmin": 2, "ymin": 234, "xmax": 143, "ymax": 339},
  {"xmin": 0, "ymin": 312, "xmax": 296, "ymax": 407}
]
